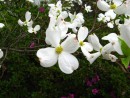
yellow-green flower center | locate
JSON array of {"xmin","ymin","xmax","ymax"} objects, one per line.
[
  {"xmin": 79, "ymin": 41, "xmax": 84, "ymax": 46},
  {"xmin": 100, "ymin": 48, "xmax": 102, "ymax": 52},
  {"xmin": 55, "ymin": 46, "xmax": 63, "ymax": 54},
  {"xmin": 110, "ymin": 4, "xmax": 117, "ymax": 9},
  {"xmin": 24, "ymin": 21, "xmax": 28, "ymax": 25}
]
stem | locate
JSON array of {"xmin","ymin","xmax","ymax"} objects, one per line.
[
  {"xmin": 1, "ymin": 47, "xmax": 37, "ymax": 52},
  {"xmin": 34, "ymin": 11, "xmax": 39, "ymax": 20},
  {"xmin": 116, "ymin": 60, "xmax": 129, "ymax": 73},
  {"xmin": 89, "ymin": 6, "xmax": 97, "ymax": 34}
]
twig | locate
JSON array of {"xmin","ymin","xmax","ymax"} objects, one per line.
[
  {"xmin": 115, "ymin": 60, "xmax": 129, "ymax": 73},
  {"xmin": 89, "ymin": 5, "xmax": 97, "ymax": 34}
]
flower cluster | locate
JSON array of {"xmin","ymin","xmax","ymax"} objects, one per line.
[
  {"xmin": 1, "ymin": 0, "xmax": 130, "ymax": 75},
  {"xmin": 18, "ymin": 11, "xmax": 40, "ymax": 34},
  {"xmin": 97, "ymin": 0, "xmax": 130, "ymax": 28},
  {"xmin": 35, "ymin": 0, "xmax": 130, "ymax": 74},
  {"xmin": 86, "ymin": 74, "xmax": 100, "ymax": 95}
]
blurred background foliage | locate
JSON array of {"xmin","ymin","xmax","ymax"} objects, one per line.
[{"xmin": 0, "ymin": 0, "xmax": 130, "ymax": 98}]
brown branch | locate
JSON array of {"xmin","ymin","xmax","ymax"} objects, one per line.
[
  {"xmin": 1, "ymin": 47, "xmax": 37, "ymax": 52},
  {"xmin": 115, "ymin": 60, "xmax": 129, "ymax": 73}
]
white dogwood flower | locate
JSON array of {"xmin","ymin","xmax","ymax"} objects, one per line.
[
  {"xmin": 85, "ymin": 4, "xmax": 93, "ymax": 13},
  {"xmin": 77, "ymin": 26, "xmax": 93, "ymax": 56},
  {"xmin": 18, "ymin": 11, "xmax": 33, "ymax": 27},
  {"xmin": 87, "ymin": 33, "xmax": 118, "ymax": 64},
  {"xmin": 102, "ymin": 33, "xmax": 123, "ymax": 55},
  {"xmin": 97, "ymin": 10, "xmax": 116, "ymax": 28},
  {"xmin": 97, "ymin": 0, "xmax": 123, "ymax": 13},
  {"xmin": 28, "ymin": 25, "xmax": 40, "ymax": 34},
  {"xmin": 37, "ymin": 29, "xmax": 79, "ymax": 74}
]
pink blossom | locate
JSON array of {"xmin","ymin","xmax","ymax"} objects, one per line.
[
  {"xmin": 29, "ymin": 42, "xmax": 35, "ymax": 48},
  {"xmin": 39, "ymin": 7, "xmax": 45, "ymax": 13},
  {"xmin": 92, "ymin": 88, "xmax": 99, "ymax": 95},
  {"xmin": 69, "ymin": 94, "xmax": 74, "ymax": 98}
]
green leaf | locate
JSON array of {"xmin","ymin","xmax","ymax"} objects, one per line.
[
  {"xmin": 119, "ymin": 38, "xmax": 130, "ymax": 56},
  {"xmin": 121, "ymin": 56, "xmax": 130, "ymax": 68}
]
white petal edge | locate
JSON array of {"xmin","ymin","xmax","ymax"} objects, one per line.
[
  {"xmin": 36, "ymin": 48, "xmax": 58, "ymax": 67},
  {"xmin": 97, "ymin": 0, "xmax": 110, "ymax": 11},
  {"xmin": 0, "ymin": 23, "xmax": 5, "ymax": 28},
  {"xmin": 34, "ymin": 25, "xmax": 40, "ymax": 32},
  {"xmin": 86, "ymin": 52, "xmax": 101, "ymax": 64},
  {"xmin": 88, "ymin": 34, "xmax": 103, "ymax": 51},
  {"xmin": 81, "ymin": 42, "xmax": 93, "ymax": 52},
  {"xmin": 78, "ymin": 26, "xmax": 88, "ymax": 41},
  {"xmin": 18, "ymin": 19, "xmax": 24, "ymax": 26},
  {"xmin": 0, "ymin": 49, "xmax": 3, "ymax": 59},
  {"xmin": 25, "ymin": 11, "xmax": 31, "ymax": 21},
  {"xmin": 58, "ymin": 52, "xmax": 79, "ymax": 74}
]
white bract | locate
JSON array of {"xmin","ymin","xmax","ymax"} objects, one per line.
[
  {"xmin": 97, "ymin": 13, "xmax": 110, "ymax": 22},
  {"xmin": 26, "ymin": 0, "xmax": 34, "ymax": 3},
  {"xmin": 33, "ymin": 0, "xmax": 41, "ymax": 6},
  {"xmin": 0, "ymin": 23, "xmax": 5, "ymax": 28},
  {"xmin": 119, "ymin": 19, "xmax": 130, "ymax": 47},
  {"xmin": 76, "ymin": 0, "xmax": 82, "ymax": 5},
  {"xmin": 0, "ymin": 49, "xmax": 3, "ymax": 59},
  {"xmin": 18, "ymin": 11, "xmax": 33, "ymax": 27},
  {"xmin": 107, "ymin": 21, "xmax": 114, "ymax": 28}
]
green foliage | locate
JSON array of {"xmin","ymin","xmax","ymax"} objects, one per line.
[
  {"xmin": 119, "ymin": 38, "xmax": 130, "ymax": 68},
  {"xmin": 1, "ymin": 56, "xmax": 130, "ymax": 98},
  {"xmin": 119, "ymin": 38, "xmax": 130, "ymax": 57},
  {"xmin": 121, "ymin": 56, "xmax": 130, "ymax": 68}
]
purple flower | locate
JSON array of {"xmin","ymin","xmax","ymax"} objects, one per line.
[
  {"xmin": 68, "ymin": 94, "xmax": 74, "ymax": 98},
  {"xmin": 39, "ymin": 7, "xmax": 45, "ymax": 13},
  {"xmin": 92, "ymin": 75, "xmax": 100, "ymax": 84},
  {"xmin": 29, "ymin": 42, "xmax": 35, "ymax": 48},
  {"xmin": 86, "ymin": 80, "xmax": 92, "ymax": 87},
  {"xmin": 92, "ymin": 88, "xmax": 99, "ymax": 95}
]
